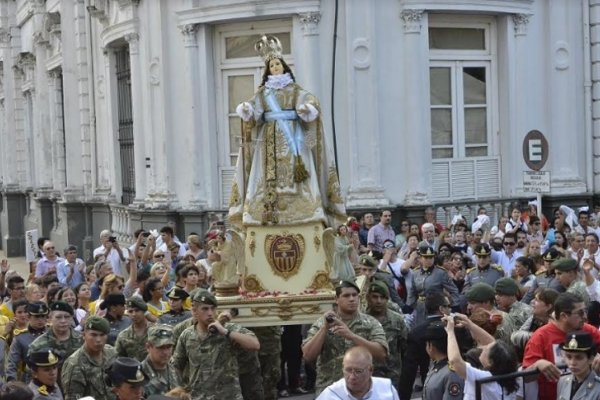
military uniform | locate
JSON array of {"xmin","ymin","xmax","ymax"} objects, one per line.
[
  {"xmin": 462, "ymin": 264, "xmax": 505, "ymax": 293},
  {"xmin": 28, "ymin": 380, "xmax": 64, "ymax": 400},
  {"xmin": 369, "ymin": 308, "xmax": 407, "ymax": 387},
  {"xmin": 27, "ymin": 350, "xmax": 64, "ymax": 400},
  {"xmin": 408, "ymin": 265, "xmax": 459, "ymax": 326},
  {"xmin": 507, "ymin": 301, "xmax": 533, "ymax": 328},
  {"xmin": 61, "ymin": 316, "xmax": 117, "ymax": 400},
  {"xmin": 114, "ymin": 323, "xmax": 150, "ymax": 361},
  {"xmin": 7, "ymin": 326, "xmax": 46, "ymax": 382},
  {"xmin": 423, "ymin": 359, "xmax": 464, "ymax": 400},
  {"xmin": 141, "ymin": 357, "xmax": 179, "ymax": 396},
  {"xmin": 567, "ymin": 279, "xmax": 590, "ymax": 306},
  {"xmin": 172, "ymin": 321, "xmax": 256, "ymax": 400},
  {"xmin": 557, "ymin": 372, "xmax": 600, "ymax": 400},
  {"xmin": 303, "ymin": 312, "xmax": 389, "ymax": 395},
  {"xmin": 237, "ymin": 346, "xmax": 265, "ymax": 400},
  {"xmin": 105, "ymin": 314, "xmax": 132, "ymax": 346},
  {"xmin": 28, "ymin": 328, "xmax": 83, "ymax": 371},
  {"xmin": 172, "ymin": 317, "xmax": 194, "ymax": 343},
  {"xmin": 158, "ymin": 309, "xmax": 192, "ymax": 326},
  {"xmin": 251, "ymin": 326, "xmax": 281, "ymax": 400}
]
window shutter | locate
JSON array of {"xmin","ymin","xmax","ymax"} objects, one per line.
[
  {"xmin": 432, "ymin": 157, "xmax": 500, "ymax": 201},
  {"xmin": 220, "ymin": 167, "xmax": 236, "ymax": 208}
]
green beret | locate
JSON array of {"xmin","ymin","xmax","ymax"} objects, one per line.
[
  {"xmin": 192, "ymin": 289, "xmax": 217, "ymax": 306},
  {"xmin": 126, "ymin": 296, "xmax": 148, "ymax": 312},
  {"xmin": 49, "ymin": 301, "xmax": 74, "ymax": 316},
  {"xmin": 465, "ymin": 283, "xmax": 495, "ymax": 303},
  {"xmin": 494, "ymin": 278, "xmax": 520, "ymax": 296},
  {"xmin": 147, "ymin": 325, "xmax": 175, "ymax": 347},
  {"xmin": 368, "ymin": 280, "xmax": 389, "ymax": 299},
  {"xmin": 335, "ymin": 280, "xmax": 360, "ymax": 294},
  {"xmin": 359, "ymin": 254, "xmax": 377, "ymax": 268},
  {"xmin": 85, "ymin": 315, "xmax": 110, "ymax": 334},
  {"xmin": 552, "ymin": 257, "xmax": 579, "ymax": 272}
]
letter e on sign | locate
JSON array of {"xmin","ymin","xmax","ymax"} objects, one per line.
[{"xmin": 522, "ymin": 130, "xmax": 549, "ymax": 171}]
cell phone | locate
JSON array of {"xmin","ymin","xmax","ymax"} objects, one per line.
[
  {"xmin": 142, "ymin": 232, "xmax": 151, "ymax": 237},
  {"xmin": 109, "ymin": 236, "xmax": 117, "ymax": 243}
]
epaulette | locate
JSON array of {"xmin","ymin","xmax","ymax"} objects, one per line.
[
  {"xmin": 491, "ymin": 264, "xmax": 504, "ymax": 273},
  {"xmin": 38, "ymin": 385, "xmax": 49, "ymax": 396},
  {"xmin": 535, "ymin": 269, "xmax": 546, "ymax": 276},
  {"xmin": 435, "ymin": 265, "xmax": 448, "ymax": 272},
  {"xmin": 466, "ymin": 267, "xmax": 476, "ymax": 274},
  {"xmin": 13, "ymin": 328, "xmax": 27, "ymax": 336},
  {"xmin": 595, "ymin": 375, "xmax": 600, "ymax": 383}
]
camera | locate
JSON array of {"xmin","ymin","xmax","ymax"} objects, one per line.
[
  {"xmin": 108, "ymin": 236, "xmax": 117, "ymax": 243},
  {"xmin": 208, "ymin": 326, "xmax": 218, "ymax": 334},
  {"xmin": 326, "ymin": 315, "xmax": 335, "ymax": 323}
]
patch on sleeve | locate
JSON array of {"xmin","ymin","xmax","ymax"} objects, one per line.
[{"xmin": 449, "ymin": 383, "xmax": 461, "ymax": 396}]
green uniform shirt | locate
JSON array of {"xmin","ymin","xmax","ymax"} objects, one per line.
[
  {"xmin": 114, "ymin": 323, "xmax": 150, "ymax": 361},
  {"xmin": 61, "ymin": 345, "xmax": 117, "ymax": 400}
]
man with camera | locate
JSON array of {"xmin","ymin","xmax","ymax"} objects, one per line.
[
  {"xmin": 302, "ymin": 280, "xmax": 388, "ymax": 395},
  {"xmin": 93, "ymin": 230, "xmax": 129, "ymax": 277}
]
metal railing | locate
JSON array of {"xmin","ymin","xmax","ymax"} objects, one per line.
[{"xmin": 475, "ymin": 365, "xmax": 568, "ymax": 400}]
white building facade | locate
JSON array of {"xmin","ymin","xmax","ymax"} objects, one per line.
[{"xmin": 0, "ymin": 0, "xmax": 598, "ymax": 257}]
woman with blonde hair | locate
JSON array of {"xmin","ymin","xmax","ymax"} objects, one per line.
[
  {"xmin": 186, "ymin": 234, "xmax": 203, "ymax": 260},
  {"xmin": 24, "ymin": 283, "xmax": 42, "ymax": 303},
  {"xmin": 89, "ymin": 273, "xmax": 125, "ymax": 315}
]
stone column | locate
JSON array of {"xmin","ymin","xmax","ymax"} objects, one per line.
[
  {"xmin": 124, "ymin": 32, "xmax": 147, "ymax": 206},
  {"xmin": 591, "ymin": 0, "xmax": 600, "ymax": 189},
  {"xmin": 180, "ymin": 23, "xmax": 207, "ymax": 208},
  {"xmin": 46, "ymin": 68, "xmax": 66, "ymax": 192},
  {"xmin": 345, "ymin": 0, "xmax": 389, "ymax": 207},
  {"xmin": 400, "ymin": 9, "xmax": 430, "ymax": 205},
  {"xmin": 0, "ymin": 27, "xmax": 16, "ymax": 188},
  {"xmin": 33, "ymin": 32, "xmax": 53, "ymax": 192},
  {"xmin": 295, "ymin": 12, "xmax": 322, "ymax": 97}
]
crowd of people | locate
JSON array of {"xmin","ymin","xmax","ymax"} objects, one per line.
[{"xmin": 1, "ymin": 201, "xmax": 600, "ymax": 399}]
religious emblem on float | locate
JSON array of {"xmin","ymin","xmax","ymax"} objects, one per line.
[{"xmin": 265, "ymin": 233, "xmax": 305, "ymax": 279}]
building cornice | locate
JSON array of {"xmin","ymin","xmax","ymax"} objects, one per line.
[{"xmin": 399, "ymin": 0, "xmax": 533, "ymax": 14}]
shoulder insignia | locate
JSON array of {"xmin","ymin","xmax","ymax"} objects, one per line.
[
  {"xmin": 13, "ymin": 328, "xmax": 27, "ymax": 336},
  {"xmin": 466, "ymin": 267, "xmax": 476, "ymax": 274},
  {"xmin": 448, "ymin": 383, "xmax": 461, "ymax": 396},
  {"xmin": 535, "ymin": 270, "xmax": 545, "ymax": 276},
  {"xmin": 38, "ymin": 385, "xmax": 49, "ymax": 396},
  {"xmin": 491, "ymin": 264, "xmax": 504, "ymax": 272}
]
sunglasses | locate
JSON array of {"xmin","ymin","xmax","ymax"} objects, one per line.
[
  {"xmin": 503, "ymin": 242, "xmax": 516, "ymax": 246},
  {"xmin": 154, "ymin": 254, "xmax": 165, "ymax": 258}
]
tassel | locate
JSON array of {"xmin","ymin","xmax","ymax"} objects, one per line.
[{"xmin": 294, "ymin": 156, "xmax": 309, "ymax": 183}]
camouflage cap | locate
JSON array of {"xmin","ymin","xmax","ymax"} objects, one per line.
[
  {"xmin": 126, "ymin": 296, "xmax": 148, "ymax": 312},
  {"xmin": 359, "ymin": 254, "xmax": 377, "ymax": 268},
  {"xmin": 494, "ymin": 278, "xmax": 520, "ymax": 296},
  {"xmin": 552, "ymin": 257, "xmax": 579, "ymax": 272},
  {"xmin": 49, "ymin": 301, "xmax": 74, "ymax": 316},
  {"xmin": 85, "ymin": 315, "xmax": 110, "ymax": 334},
  {"xmin": 166, "ymin": 287, "xmax": 189, "ymax": 300},
  {"xmin": 367, "ymin": 279, "xmax": 389, "ymax": 299},
  {"xmin": 27, "ymin": 301, "xmax": 49, "ymax": 316},
  {"xmin": 147, "ymin": 325, "xmax": 175, "ymax": 347},
  {"xmin": 192, "ymin": 289, "xmax": 217, "ymax": 307},
  {"xmin": 26, "ymin": 349, "xmax": 60, "ymax": 369},
  {"xmin": 465, "ymin": 283, "xmax": 495, "ymax": 303}
]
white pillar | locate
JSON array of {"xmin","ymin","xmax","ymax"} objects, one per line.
[
  {"xmin": 345, "ymin": 0, "xmax": 389, "ymax": 207},
  {"xmin": 33, "ymin": 34, "xmax": 53, "ymax": 191},
  {"xmin": 400, "ymin": 9, "xmax": 431, "ymax": 205},
  {"xmin": 0, "ymin": 27, "xmax": 17, "ymax": 188},
  {"xmin": 124, "ymin": 32, "xmax": 147, "ymax": 206},
  {"xmin": 295, "ymin": 12, "xmax": 322, "ymax": 97},
  {"xmin": 46, "ymin": 68, "xmax": 66, "ymax": 192}
]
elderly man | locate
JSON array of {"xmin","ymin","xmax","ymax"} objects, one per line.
[
  {"xmin": 93, "ymin": 230, "xmax": 129, "ymax": 277},
  {"xmin": 316, "ymin": 346, "xmax": 399, "ymax": 399},
  {"xmin": 302, "ymin": 280, "xmax": 388, "ymax": 395},
  {"xmin": 35, "ymin": 241, "xmax": 64, "ymax": 278}
]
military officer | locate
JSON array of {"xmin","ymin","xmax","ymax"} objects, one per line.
[
  {"xmin": 158, "ymin": 287, "xmax": 192, "ymax": 326},
  {"xmin": 553, "ymin": 258, "xmax": 590, "ymax": 306},
  {"xmin": 27, "ymin": 350, "xmax": 64, "ymax": 400},
  {"xmin": 365, "ymin": 280, "xmax": 408, "ymax": 387},
  {"xmin": 302, "ymin": 280, "xmax": 389, "ymax": 395},
  {"xmin": 494, "ymin": 278, "xmax": 532, "ymax": 327},
  {"xmin": 106, "ymin": 357, "xmax": 148, "ymax": 400},
  {"xmin": 557, "ymin": 331, "xmax": 600, "ymax": 400},
  {"xmin": 141, "ymin": 325, "xmax": 179, "ymax": 397},
  {"xmin": 465, "ymin": 283, "xmax": 517, "ymax": 343},
  {"xmin": 115, "ymin": 297, "xmax": 151, "ymax": 361},
  {"xmin": 422, "ymin": 321, "xmax": 464, "ymax": 400},
  {"xmin": 407, "ymin": 246, "xmax": 460, "ymax": 327},
  {"xmin": 61, "ymin": 316, "xmax": 117, "ymax": 400},
  {"xmin": 171, "ymin": 290, "xmax": 260, "ymax": 399},
  {"xmin": 28, "ymin": 302, "xmax": 83, "ymax": 376},
  {"xmin": 358, "ymin": 254, "xmax": 404, "ymax": 311},
  {"xmin": 522, "ymin": 248, "xmax": 564, "ymax": 304},
  {"xmin": 462, "ymin": 244, "xmax": 505, "ymax": 293},
  {"xmin": 7, "ymin": 301, "xmax": 48, "ymax": 383},
  {"xmin": 102, "ymin": 293, "xmax": 132, "ymax": 346}
]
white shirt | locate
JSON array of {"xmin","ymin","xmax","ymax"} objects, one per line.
[
  {"xmin": 464, "ymin": 363, "xmax": 517, "ymax": 400},
  {"xmin": 93, "ymin": 245, "xmax": 130, "ymax": 277},
  {"xmin": 491, "ymin": 249, "xmax": 523, "ymax": 276},
  {"xmin": 316, "ymin": 377, "xmax": 399, "ymax": 400}
]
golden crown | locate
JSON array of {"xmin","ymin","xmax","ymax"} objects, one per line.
[{"xmin": 255, "ymin": 35, "xmax": 282, "ymax": 63}]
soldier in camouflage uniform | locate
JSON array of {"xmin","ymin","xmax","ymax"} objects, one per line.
[
  {"xmin": 365, "ymin": 280, "xmax": 407, "ymax": 387},
  {"xmin": 102, "ymin": 293, "xmax": 132, "ymax": 346},
  {"xmin": 553, "ymin": 258, "xmax": 591, "ymax": 306},
  {"xmin": 494, "ymin": 277, "xmax": 532, "ymax": 328},
  {"xmin": 249, "ymin": 326, "xmax": 280, "ymax": 400},
  {"xmin": 141, "ymin": 325, "xmax": 179, "ymax": 396},
  {"xmin": 158, "ymin": 287, "xmax": 192, "ymax": 326},
  {"xmin": 7, "ymin": 301, "xmax": 48, "ymax": 383},
  {"xmin": 465, "ymin": 283, "xmax": 517, "ymax": 343},
  {"xmin": 302, "ymin": 280, "xmax": 389, "ymax": 395},
  {"xmin": 28, "ymin": 302, "xmax": 83, "ymax": 378},
  {"xmin": 171, "ymin": 290, "xmax": 260, "ymax": 400},
  {"xmin": 462, "ymin": 244, "xmax": 505, "ymax": 293},
  {"xmin": 27, "ymin": 350, "xmax": 64, "ymax": 400},
  {"xmin": 61, "ymin": 316, "xmax": 117, "ymax": 400},
  {"xmin": 115, "ymin": 297, "xmax": 151, "ymax": 361},
  {"xmin": 238, "ymin": 341, "xmax": 265, "ymax": 400}
]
